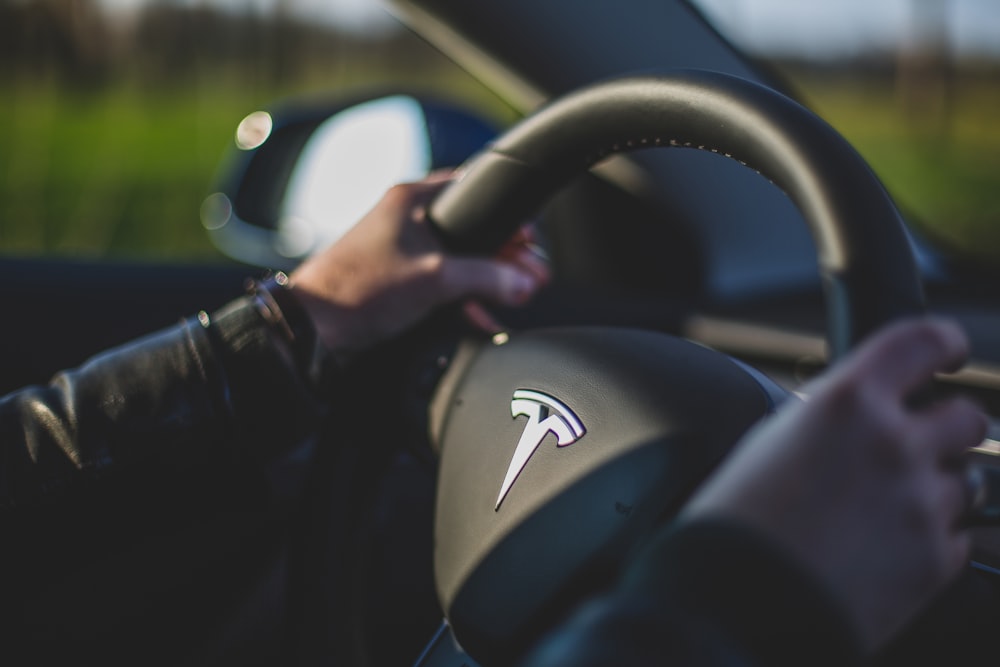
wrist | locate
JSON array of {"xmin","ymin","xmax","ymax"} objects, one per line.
[{"xmin": 247, "ymin": 271, "xmax": 342, "ymax": 390}]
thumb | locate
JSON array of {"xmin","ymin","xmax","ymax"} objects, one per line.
[{"xmin": 439, "ymin": 256, "xmax": 541, "ymax": 306}]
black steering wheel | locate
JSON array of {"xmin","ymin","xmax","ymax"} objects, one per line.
[{"xmin": 414, "ymin": 70, "xmax": 925, "ymax": 664}]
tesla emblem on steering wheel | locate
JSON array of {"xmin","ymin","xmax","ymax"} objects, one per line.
[{"xmin": 496, "ymin": 389, "xmax": 586, "ymax": 511}]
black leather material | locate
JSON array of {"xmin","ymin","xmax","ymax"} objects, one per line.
[
  {"xmin": 0, "ymin": 298, "xmax": 324, "ymax": 664},
  {"xmin": 0, "ymin": 297, "xmax": 321, "ymax": 511},
  {"xmin": 429, "ymin": 70, "xmax": 924, "ymax": 356}
]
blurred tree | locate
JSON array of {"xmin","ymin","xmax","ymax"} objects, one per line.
[
  {"xmin": 897, "ymin": 0, "xmax": 953, "ymax": 131},
  {"xmin": 0, "ymin": 0, "xmax": 443, "ymax": 91},
  {"xmin": 0, "ymin": 0, "xmax": 113, "ymax": 85}
]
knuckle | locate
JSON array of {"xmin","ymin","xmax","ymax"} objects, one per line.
[
  {"xmin": 423, "ymin": 255, "xmax": 455, "ymax": 293},
  {"xmin": 822, "ymin": 378, "xmax": 911, "ymax": 467},
  {"xmin": 423, "ymin": 253, "xmax": 446, "ymax": 278},
  {"xmin": 812, "ymin": 373, "xmax": 863, "ymax": 417},
  {"xmin": 383, "ymin": 182, "xmax": 415, "ymax": 208}
]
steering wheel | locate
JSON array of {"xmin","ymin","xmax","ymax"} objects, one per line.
[{"xmin": 413, "ymin": 70, "xmax": 924, "ymax": 664}]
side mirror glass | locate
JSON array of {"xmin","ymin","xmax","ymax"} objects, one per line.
[{"xmin": 202, "ymin": 94, "xmax": 498, "ymax": 268}]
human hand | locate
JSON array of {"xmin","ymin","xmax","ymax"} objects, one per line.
[
  {"xmin": 681, "ymin": 318, "xmax": 988, "ymax": 653},
  {"xmin": 289, "ymin": 173, "xmax": 550, "ymax": 355}
]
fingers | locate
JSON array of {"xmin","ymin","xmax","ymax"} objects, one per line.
[
  {"xmin": 499, "ymin": 223, "xmax": 540, "ymax": 250},
  {"xmin": 423, "ymin": 169, "xmax": 459, "ymax": 185},
  {"xmin": 388, "ymin": 172, "xmax": 456, "ymax": 215},
  {"xmin": 439, "ymin": 257, "xmax": 543, "ymax": 306},
  {"xmin": 410, "ymin": 169, "xmax": 457, "ymax": 191},
  {"xmin": 857, "ymin": 319, "xmax": 985, "ymax": 464},
  {"xmin": 912, "ymin": 397, "xmax": 988, "ymax": 463},
  {"xmin": 502, "ymin": 243, "xmax": 552, "ymax": 286},
  {"xmin": 911, "ymin": 398, "xmax": 986, "ymax": 560},
  {"xmin": 401, "ymin": 173, "xmax": 551, "ymax": 309},
  {"xmin": 850, "ymin": 318, "xmax": 970, "ymax": 397},
  {"xmin": 463, "ymin": 301, "xmax": 505, "ymax": 335},
  {"xmin": 457, "ymin": 244, "xmax": 550, "ymax": 334}
]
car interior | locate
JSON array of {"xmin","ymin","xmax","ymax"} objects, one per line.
[{"xmin": 3, "ymin": 0, "xmax": 1000, "ymax": 665}]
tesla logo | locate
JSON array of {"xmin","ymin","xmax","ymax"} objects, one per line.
[{"xmin": 495, "ymin": 389, "xmax": 586, "ymax": 510}]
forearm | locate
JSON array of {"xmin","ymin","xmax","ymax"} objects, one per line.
[{"xmin": 0, "ymin": 296, "xmax": 324, "ymax": 511}]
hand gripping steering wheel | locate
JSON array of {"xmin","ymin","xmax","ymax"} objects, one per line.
[{"xmin": 421, "ymin": 70, "xmax": 925, "ymax": 663}]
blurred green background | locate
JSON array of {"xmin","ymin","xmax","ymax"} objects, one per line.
[
  {"xmin": 1, "ymin": 0, "xmax": 998, "ymax": 265},
  {"xmin": 788, "ymin": 64, "xmax": 1000, "ymax": 265},
  {"xmin": 0, "ymin": 0, "xmax": 512, "ymax": 262}
]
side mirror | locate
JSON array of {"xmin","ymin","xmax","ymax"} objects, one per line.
[{"xmin": 202, "ymin": 93, "xmax": 498, "ymax": 268}]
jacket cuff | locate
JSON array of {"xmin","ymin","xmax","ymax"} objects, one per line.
[
  {"xmin": 619, "ymin": 517, "xmax": 863, "ymax": 665},
  {"xmin": 200, "ymin": 296, "xmax": 327, "ymax": 464}
]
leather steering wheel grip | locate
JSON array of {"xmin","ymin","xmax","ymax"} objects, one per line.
[{"xmin": 427, "ymin": 69, "xmax": 924, "ymax": 357}]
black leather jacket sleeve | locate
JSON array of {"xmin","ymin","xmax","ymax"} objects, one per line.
[
  {"xmin": 522, "ymin": 519, "xmax": 863, "ymax": 667},
  {"xmin": 0, "ymin": 296, "xmax": 325, "ymax": 512}
]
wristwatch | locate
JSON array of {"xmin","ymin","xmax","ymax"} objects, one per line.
[{"xmin": 247, "ymin": 271, "xmax": 335, "ymax": 391}]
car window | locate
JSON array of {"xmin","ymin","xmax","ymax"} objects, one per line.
[
  {"xmin": 0, "ymin": 0, "xmax": 509, "ymax": 263},
  {"xmin": 689, "ymin": 0, "xmax": 1000, "ymax": 266}
]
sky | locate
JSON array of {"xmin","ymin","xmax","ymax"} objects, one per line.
[
  {"xmin": 96, "ymin": 0, "xmax": 399, "ymax": 33},
  {"xmin": 95, "ymin": 0, "xmax": 1000, "ymax": 57},
  {"xmin": 692, "ymin": 0, "xmax": 1000, "ymax": 57}
]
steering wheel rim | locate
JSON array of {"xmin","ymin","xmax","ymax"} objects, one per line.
[
  {"xmin": 419, "ymin": 70, "xmax": 927, "ymax": 663},
  {"xmin": 429, "ymin": 69, "xmax": 924, "ymax": 357}
]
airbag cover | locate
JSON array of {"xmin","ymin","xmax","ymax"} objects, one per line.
[{"xmin": 433, "ymin": 326, "xmax": 771, "ymax": 660}]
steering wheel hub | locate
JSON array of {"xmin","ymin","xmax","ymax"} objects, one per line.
[{"xmin": 432, "ymin": 328, "xmax": 774, "ymax": 660}]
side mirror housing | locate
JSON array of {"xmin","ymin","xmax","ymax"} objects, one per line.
[{"xmin": 202, "ymin": 93, "xmax": 498, "ymax": 268}]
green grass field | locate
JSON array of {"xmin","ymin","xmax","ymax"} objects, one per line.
[
  {"xmin": 0, "ymin": 63, "xmax": 511, "ymax": 263},
  {"xmin": 1, "ymin": 79, "xmax": 246, "ymax": 260},
  {"xmin": 1, "ymin": 71, "xmax": 998, "ymax": 265},
  {"xmin": 795, "ymin": 75, "xmax": 1000, "ymax": 264}
]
